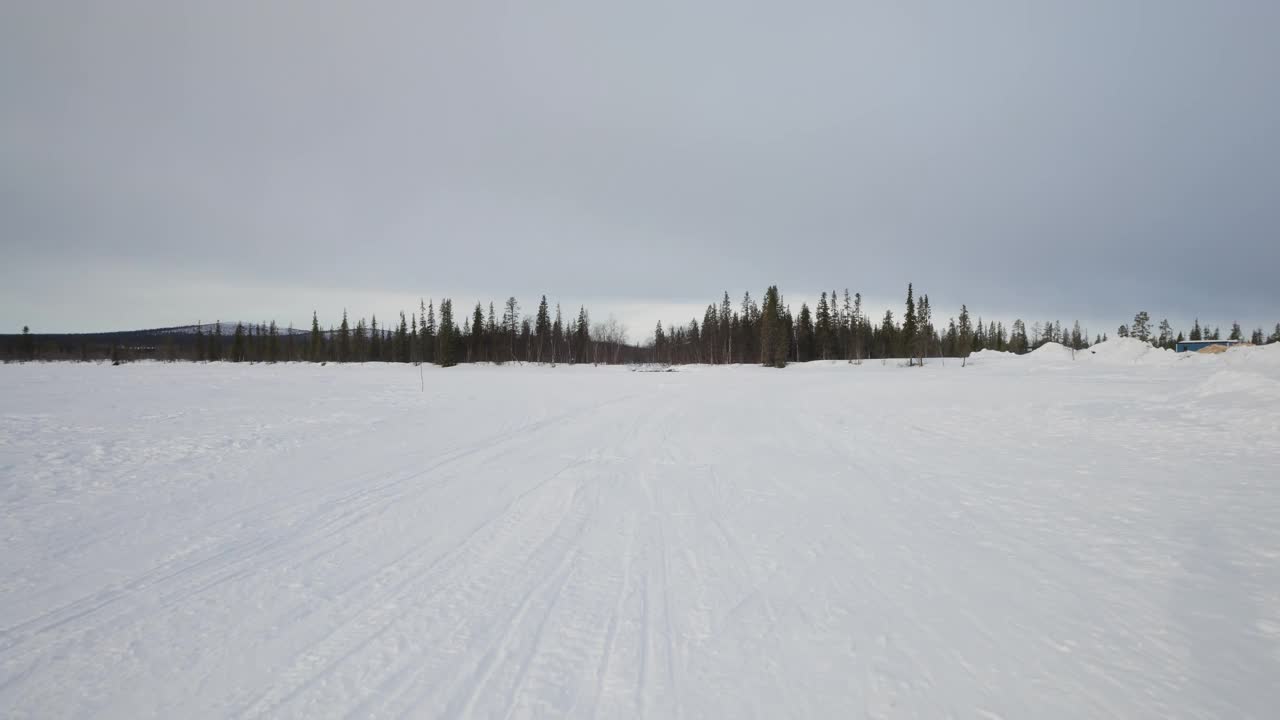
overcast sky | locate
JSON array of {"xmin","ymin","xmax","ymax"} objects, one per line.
[{"xmin": 2, "ymin": 1, "xmax": 1278, "ymax": 340}]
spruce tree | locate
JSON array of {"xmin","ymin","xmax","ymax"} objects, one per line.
[
  {"xmin": 759, "ymin": 286, "xmax": 787, "ymax": 367},
  {"xmin": 268, "ymin": 321, "xmax": 280, "ymax": 362},
  {"xmin": 338, "ymin": 310, "xmax": 351, "ymax": 362},
  {"xmin": 425, "ymin": 301, "xmax": 437, "ymax": 361},
  {"xmin": 535, "ymin": 295, "xmax": 551, "ymax": 362},
  {"xmin": 231, "ymin": 322, "xmax": 246, "ymax": 362},
  {"xmin": 309, "ymin": 312, "xmax": 323, "ymax": 362},
  {"xmin": 194, "ymin": 324, "xmax": 206, "ymax": 361},
  {"xmin": 436, "ymin": 300, "xmax": 455, "ymax": 366},
  {"xmin": 957, "ymin": 305, "xmax": 973, "ymax": 358},
  {"xmin": 210, "ymin": 321, "xmax": 223, "ymax": 361},
  {"xmin": 815, "ymin": 293, "xmax": 832, "ymax": 360},
  {"xmin": 552, "ymin": 304, "xmax": 564, "ymax": 365},
  {"xmin": 902, "ymin": 284, "xmax": 918, "ymax": 364},
  {"xmin": 797, "ymin": 303, "xmax": 815, "ymax": 362},
  {"xmin": 471, "ymin": 303, "xmax": 485, "ymax": 363}
]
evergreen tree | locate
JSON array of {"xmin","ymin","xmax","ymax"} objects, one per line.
[
  {"xmin": 210, "ymin": 321, "xmax": 223, "ymax": 361},
  {"xmin": 1229, "ymin": 322, "xmax": 1243, "ymax": 341},
  {"xmin": 20, "ymin": 325, "xmax": 35, "ymax": 361},
  {"xmin": 471, "ymin": 303, "xmax": 486, "ymax": 362},
  {"xmin": 957, "ymin": 305, "xmax": 973, "ymax": 357},
  {"xmin": 759, "ymin": 286, "xmax": 787, "ymax": 367},
  {"xmin": 504, "ymin": 297, "xmax": 520, "ymax": 362},
  {"xmin": 552, "ymin": 304, "xmax": 564, "ymax": 365},
  {"xmin": 797, "ymin": 303, "xmax": 816, "ymax": 362},
  {"xmin": 231, "ymin": 322, "xmax": 246, "ymax": 362},
  {"xmin": 902, "ymin": 284, "xmax": 918, "ymax": 364},
  {"xmin": 194, "ymin": 324, "xmax": 206, "ymax": 362},
  {"xmin": 720, "ymin": 292, "xmax": 733, "ymax": 363},
  {"xmin": 369, "ymin": 315, "xmax": 381, "ymax": 361},
  {"xmin": 535, "ymin": 295, "xmax": 551, "ymax": 362},
  {"xmin": 397, "ymin": 312, "xmax": 410, "ymax": 362},
  {"xmin": 268, "ymin": 321, "xmax": 280, "ymax": 362},
  {"xmin": 425, "ymin": 301, "xmax": 437, "ymax": 362},
  {"xmin": 574, "ymin": 306, "xmax": 590, "ymax": 363},
  {"xmin": 436, "ymin": 300, "xmax": 455, "ymax": 366},
  {"xmin": 1157, "ymin": 319, "xmax": 1173, "ymax": 349},
  {"xmin": 1190, "ymin": 318, "xmax": 1203, "ymax": 341},
  {"xmin": 1132, "ymin": 311, "xmax": 1151, "ymax": 342},
  {"xmin": 879, "ymin": 310, "xmax": 896, "ymax": 358},
  {"xmin": 1010, "ymin": 319, "xmax": 1028, "ymax": 354},
  {"xmin": 815, "ymin": 293, "xmax": 832, "ymax": 360},
  {"xmin": 309, "ymin": 312, "xmax": 323, "ymax": 362},
  {"xmin": 338, "ymin": 310, "xmax": 351, "ymax": 362}
]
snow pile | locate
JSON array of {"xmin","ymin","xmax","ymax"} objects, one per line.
[
  {"xmin": 1219, "ymin": 341, "xmax": 1280, "ymax": 371},
  {"xmin": 964, "ymin": 348, "xmax": 1016, "ymax": 365},
  {"xmin": 1081, "ymin": 337, "xmax": 1181, "ymax": 366}
]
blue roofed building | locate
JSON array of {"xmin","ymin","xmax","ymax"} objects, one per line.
[{"xmin": 1175, "ymin": 339, "xmax": 1241, "ymax": 353}]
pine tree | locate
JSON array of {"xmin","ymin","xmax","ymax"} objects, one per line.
[
  {"xmin": 1157, "ymin": 319, "xmax": 1173, "ymax": 349},
  {"xmin": 425, "ymin": 301, "xmax": 437, "ymax": 362},
  {"xmin": 797, "ymin": 303, "xmax": 815, "ymax": 362},
  {"xmin": 720, "ymin": 292, "xmax": 733, "ymax": 363},
  {"xmin": 957, "ymin": 305, "xmax": 973, "ymax": 358},
  {"xmin": 397, "ymin": 312, "xmax": 410, "ymax": 362},
  {"xmin": 1230, "ymin": 322, "xmax": 1243, "ymax": 341},
  {"xmin": 1190, "ymin": 318, "xmax": 1202, "ymax": 341},
  {"xmin": 20, "ymin": 325, "xmax": 35, "ymax": 361},
  {"xmin": 231, "ymin": 322, "xmax": 246, "ymax": 362},
  {"xmin": 338, "ymin": 310, "xmax": 351, "ymax": 362},
  {"xmin": 574, "ymin": 306, "xmax": 590, "ymax": 363},
  {"xmin": 1132, "ymin": 311, "xmax": 1151, "ymax": 342},
  {"xmin": 471, "ymin": 303, "xmax": 485, "ymax": 363},
  {"xmin": 353, "ymin": 318, "xmax": 367, "ymax": 361},
  {"xmin": 309, "ymin": 312, "xmax": 323, "ymax": 362},
  {"xmin": 759, "ymin": 286, "xmax": 787, "ymax": 367},
  {"xmin": 915, "ymin": 294, "xmax": 933, "ymax": 362},
  {"xmin": 268, "ymin": 321, "xmax": 280, "ymax": 362},
  {"xmin": 210, "ymin": 321, "xmax": 223, "ymax": 361},
  {"xmin": 436, "ymin": 300, "xmax": 455, "ymax": 366},
  {"xmin": 552, "ymin": 304, "xmax": 564, "ymax": 365},
  {"xmin": 1010, "ymin": 319, "xmax": 1028, "ymax": 353},
  {"xmin": 369, "ymin": 315, "xmax": 381, "ymax": 361},
  {"xmin": 194, "ymin": 324, "xmax": 206, "ymax": 362},
  {"xmin": 535, "ymin": 295, "xmax": 551, "ymax": 362},
  {"xmin": 902, "ymin": 284, "xmax": 918, "ymax": 365},
  {"xmin": 815, "ymin": 293, "xmax": 832, "ymax": 360}
]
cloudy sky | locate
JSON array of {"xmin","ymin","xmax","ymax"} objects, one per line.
[{"xmin": 3, "ymin": 1, "xmax": 1277, "ymax": 340}]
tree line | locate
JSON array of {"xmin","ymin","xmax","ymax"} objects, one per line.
[{"xmin": 7, "ymin": 285, "xmax": 1280, "ymax": 366}]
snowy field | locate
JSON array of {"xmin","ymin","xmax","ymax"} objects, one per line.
[{"xmin": 2, "ymin": 340, "xmax": 1279, "ymax": 719}]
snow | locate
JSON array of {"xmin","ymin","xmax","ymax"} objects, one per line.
[{"xmin": 2, "ymin": 347, "xmax": 1279, "ymax": 718}]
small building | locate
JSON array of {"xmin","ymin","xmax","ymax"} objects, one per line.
[{"xmin": 1175, "ymin": 339, "xmax": 1241, "ymax": 353}]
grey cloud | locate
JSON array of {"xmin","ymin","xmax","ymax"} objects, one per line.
[{"xmin": 2, "ymin": 1, "xmax": 1278, "ymax": 334}]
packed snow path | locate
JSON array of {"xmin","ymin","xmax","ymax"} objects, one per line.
[{"xmin": 2, "ymin": 348, "xmax": 1279, "ymax": 718}]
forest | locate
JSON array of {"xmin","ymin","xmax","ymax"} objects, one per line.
[{"xmin": 5, "ymin": 284, "xmax": 1279, "ymax": 367}]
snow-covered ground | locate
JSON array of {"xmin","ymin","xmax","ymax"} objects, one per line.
[{"xmin": 2, "ymin": 341, "xmax": 1279, "ymax": 719}]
